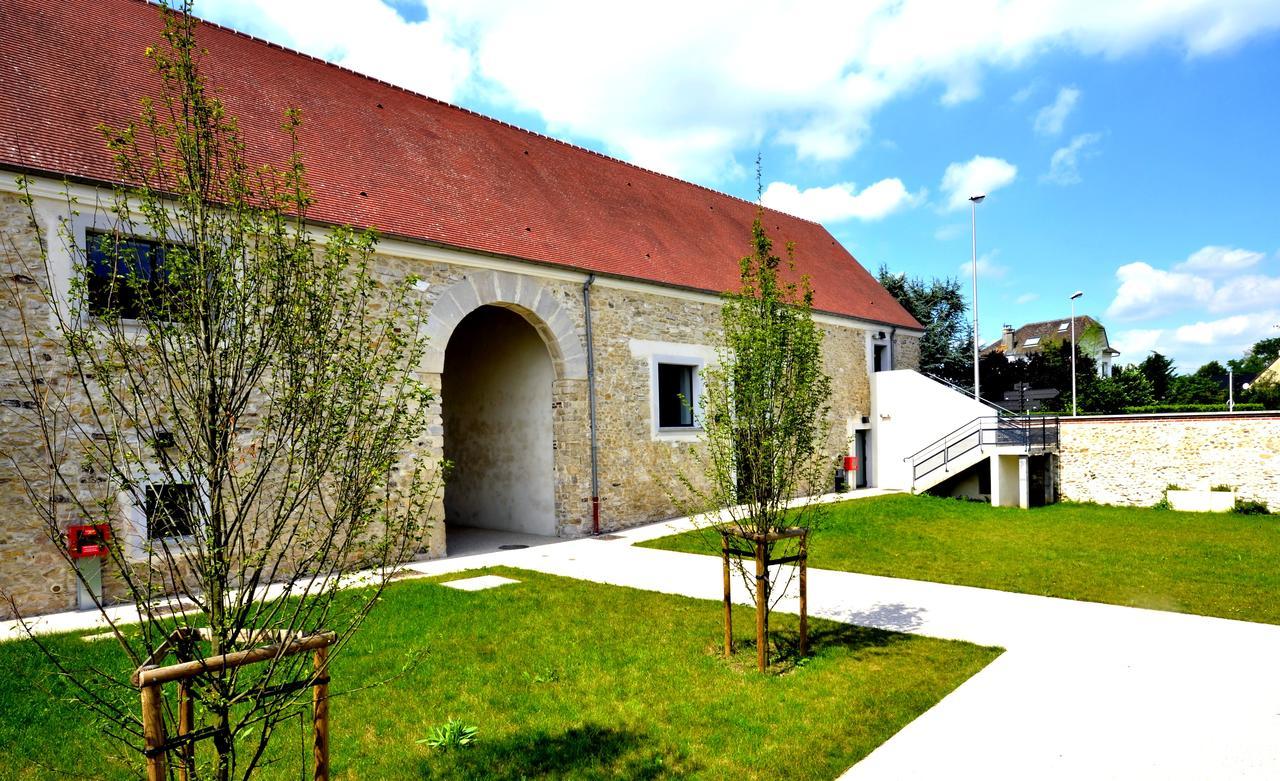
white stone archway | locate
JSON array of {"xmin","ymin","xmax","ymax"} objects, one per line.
[
  {"xmin": 425, "ymin": 271, "xmax": 586, "ymax": 552},
  {"xmin": 423, "ymin": 270, "xmax": 586, "ymax": 381}
]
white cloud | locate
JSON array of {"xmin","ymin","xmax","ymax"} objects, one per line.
[
  {"xmin": 1174, "ymin": 311, "xmax": 1280, "ymax": 346},
  {"xmin": 940, "ymin": 156, "xmax": 1018, "ymax": 211},
  {"xmin": 1011, "ymin": 83, "xmax": 1039, "ymax": 103},
  {"xmin": 196, "ymin": 0, "xmax": 472, "ymax": 101},
  {"xmin": 1111, "ymin": 328, "xmax": 1165, "ymax": 357},
  {"xmin": 761, "ymin": 179, "xmax": 920, "ymax": 223},
  {"xmin": 1034, "ymin": 86, "xmax": 1080, "ymax": 136},
  {"xmin": 1106, "ymin": 261, "xmax": 1213, "ymax": 321},
  {"xmin": 1015, "ymin": 292, "xmax": 1040, "ymax": 304},
  {"xmin": 1175, "ymin": 245, "xmax": 1266, "ymax": 274},
  {"xmin": 197, "ymin": 0, "xmax": 1280, "ymax": 181},
  {"xmin": 1102, "ymin": 247, "xmax": 1280, "ymax": 367},
  {"xmin": 1043, "ymin": 132, "xmax": 1102, "ymax": 185},
  {"xmin": 959, "ymin": 253, "xmax": 1007, "ymax": 279}
]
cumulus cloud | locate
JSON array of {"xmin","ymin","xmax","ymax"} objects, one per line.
[
  {"xmin": 1175, "ymin": 245, "xmax": 1266, "ymax": 274},
  {"xmin": 1111, "ymin": 328, "xmax": 1165, "ymax": 357},
  {"xmin": 1034, "ymin": 86, "xmax": 1080, "ymax": 136},
  {"xmin": 1174, "ymin": 311, "xmax": 1280, "ymax": 346},
  {"xmin": 940, "ymin": 156, "xmax": 1018, "ymax": 211},
  {"xmin": 1106, "ymin": 261, "xmax": 1213, "ymax": 321},
  {"xmin": 197, "ymin": 0, "xmax": 1280, "ymax": 181},
  {"xmin": 1043, "ymin": 133, "xmax": 1102, "ymax": 185},
  {"xmin": 196, "ymin": 0, "xmax": 472, "ymax": 101},
  {"xmin": 761, "ymin": 179, "xmax": 921, "ymax": 223}
]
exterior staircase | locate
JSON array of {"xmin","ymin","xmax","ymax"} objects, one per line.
[{"xmin": 906, "ymin": 415, "xmax": 1060, "ymax": 494}]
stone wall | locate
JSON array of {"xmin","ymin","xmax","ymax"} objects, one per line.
[{"xmin": 1057, "ymin": 413, "xmax": 1280, "ymax": 509}]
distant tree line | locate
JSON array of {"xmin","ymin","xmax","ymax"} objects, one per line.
[{"xmin": 878, "ymin": 267, "xmax": 1280, "ymax": 414}]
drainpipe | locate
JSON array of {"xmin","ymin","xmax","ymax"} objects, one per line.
[
  {"xmin": 582, "ymin": 274, "xmax": 601, "ymax": 535},
  {"xmin": 888, "ymin": 326, "xmax": 897, "ymax": 369}
]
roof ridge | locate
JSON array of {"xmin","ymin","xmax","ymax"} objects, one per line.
[{"xmin": 159, "ymin": 0, "xmax": 817, "ymax": 228}]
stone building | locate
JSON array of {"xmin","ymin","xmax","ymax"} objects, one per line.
[{"xmin": 0, "ymin": 0, "xmax": 922, "ymax": 617}]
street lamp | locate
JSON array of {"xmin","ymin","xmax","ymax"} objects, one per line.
[
  {"xmin": 969, "ymin": 194, "xmax": 986, "ymax": 402},
  {"xmin": 1070, "ymin": 290, "xmax": 1083, "ymax": 416}
]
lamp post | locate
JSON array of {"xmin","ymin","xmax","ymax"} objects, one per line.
[
  {"xmin": 1228, "ymin": 366, "xmax": 1234, "ymax": 412},
  {"xmin": 969, "ymin": 194, "xmax": 986, "ymax": 402},
  {"xmin": 1070, "ymin": 291, "xmax": 1083, "ymax": 416}
]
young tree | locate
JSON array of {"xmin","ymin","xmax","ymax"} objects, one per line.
[
  {"xmin": 679, "ymin": 201, "xmax": 832, "ymax": 671},
  {"xmin": 0, "ymin": 6, "xmax": 437, "ymax": 778}
]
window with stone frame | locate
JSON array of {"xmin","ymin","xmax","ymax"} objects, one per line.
[
  {"xmin": 84, "ymin": 230, "xmax": 179, "ymax": 320},
  {"xmin": 656, "ymin": 361, "xmax": 697, "ymax": 429}
]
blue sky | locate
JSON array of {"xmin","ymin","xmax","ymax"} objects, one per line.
[{"xmin": 196, "ymin": 0, "xmax": 1280, "ymax": 370}]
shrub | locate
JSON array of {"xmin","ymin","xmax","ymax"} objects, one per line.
[
  {"xmin": 420, "ymin": 719, "xmax": 479, "ymax": 751},
  {"xmin": 1210, "ymin": 484, "xmax": 1235, "ymax": 492},
  {"xmin": 1232, "ymin": 498, "xmax": 1271, "ymax": 515},
  {"xmin": 1121, "ymin": 403, "xmax": 1264, "ymax": 414}
]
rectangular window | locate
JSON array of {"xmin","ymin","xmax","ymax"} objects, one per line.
[
  {"xmin": 656, "ymin": 362, "xmax": 696, "ymax": 428},
  {"xmin": 145, "ymin": 483, "xmax": 197, "ymax": 540},
  {"xmin": 1023, "ymin": 336, "xmax": 1041, "ymax": 346},
  {"xmin": 85, "ymin": 230, "xmax": 173, "ymax": 319}
]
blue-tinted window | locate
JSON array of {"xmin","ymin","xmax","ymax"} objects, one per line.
[{"xmin": 85, "ymin": 230, "xmax": 172, "ymax": 319}]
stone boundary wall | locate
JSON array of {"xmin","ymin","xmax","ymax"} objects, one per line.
[{"xmin": 1057, "ymin": 412, "xmax": 1280, "ymax": 509}]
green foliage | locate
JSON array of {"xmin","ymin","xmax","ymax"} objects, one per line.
[
  {"xmin": 876, "ymin": 266, "xmax": 970, "ymax": 380},
  {"xmin": 420, "ymin": 719, "xmax": 479, "ymax": 751},
  {"xmin": 1210, "ymin": 484, "xmax": 1235, "ymax": 492},
  {"xmin": 1244, "ymin": 378, "xmax": 1280, "ymax": 410},
  {"xmin": 683, "ymin": 204, "xmax": 833, "ymax": 538},
  {"xmin": 1138, "ymin": 352, "xmax": 1177, "ymax": 402},
  {"xmin": 1121, "ymin": 403, "xmax": 1263, "ymax": 414},
  {"xmin": 1080, "ymin": 366, "xmax": 1154, "ymax": 414},
  {"xmin": 1168, "ymin": 373, "xmax": 1227, "ymax": 405},
  {"xmin": 1232, "ymin": 498, "xmax": 1271, "ymax": 515},
  {"xmin": 1228, "ymin": 336, "xmax": 1280, "ymax": 375}
]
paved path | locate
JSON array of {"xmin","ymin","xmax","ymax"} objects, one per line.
[{"xmin": 6, "ymin": 489, "xmax": 1280, "ymax": 778}]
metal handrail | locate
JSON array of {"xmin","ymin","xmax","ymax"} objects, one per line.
[{"xmin": 906, "ymin": 415, "xmax": 1060, "ymax": 484}]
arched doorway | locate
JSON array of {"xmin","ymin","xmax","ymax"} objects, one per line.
[{"xmin": 442, "ymin": 305, "xmax": 557, "ymax": 549}]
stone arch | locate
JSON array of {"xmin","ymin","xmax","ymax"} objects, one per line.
[{"xmin": 423, "ymin": 270, "xmax": 586, "ymax": 380}]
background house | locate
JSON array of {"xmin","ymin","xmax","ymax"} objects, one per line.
[{"xmin": 985, "ymin": 316, "xmax": 1120, "ymax": 377}]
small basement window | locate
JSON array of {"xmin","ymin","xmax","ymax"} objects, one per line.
[
  {"xmin": 85, "ymin": 230, "xmax": 176, "ymax": 320},
  {"xmin": 656, "ymin": 362, "xmax": 697, "ymax": 429},
  {"xmin": 145, "ymin": 483, "xmax": 197, "ymax": 540}
]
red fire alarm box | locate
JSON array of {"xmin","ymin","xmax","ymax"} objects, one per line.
[
  {"xmin": 67, "ymin": 524, "xmax": 111, "ymax": 559},
  {"xmin": 843, "ymin": 455, "xmax": 858, "ymax": 473}
]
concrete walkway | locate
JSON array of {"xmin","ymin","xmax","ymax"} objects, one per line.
[{"xmin": 5, "ymin": 488, "xmax": 1280, "ymax": 778}]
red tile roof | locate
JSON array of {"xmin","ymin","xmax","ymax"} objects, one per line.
[{"xmin": 0, "ymin": 0, "xmax": 920, "ymax": 329}]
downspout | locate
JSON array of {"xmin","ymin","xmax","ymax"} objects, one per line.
[
  {"xmin": 888, "ymin": 326, "xmax": 897, "ymax": 369},
  {"xmin": 582, "ymin": 274, "xmax": 601, "ymax": 535}
]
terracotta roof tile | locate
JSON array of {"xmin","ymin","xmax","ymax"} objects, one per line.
[{"xmin": 0, "ymin": 0, "xmax": 921, "ymax": 329}]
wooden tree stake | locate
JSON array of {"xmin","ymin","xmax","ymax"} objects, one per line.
[
  {"xmin": 755, "ymin": 539, "xmax": 768, "ymax": 672},
  {"xmin": 722, "ymin": 534, "xmax": 733, "ymax": 657},
  {"xmin": 140, "ymin": 682, "xmax": 167, "ymax": 781},
  {"xmin": 313, "ymin": 645, "xmax": 330, "ymax": 781}
]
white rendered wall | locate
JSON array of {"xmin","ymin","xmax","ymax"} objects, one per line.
[
  {"xmin": 991, "ymin": 454, "xmax": 1021, "ymax": 508},
  {"xmin": 442, "ymin": 306, "xmax": 557, "ymax": 536},
  {"xmin": 871, "ymin": 370, "xmax": 997, "ymax": 490}
]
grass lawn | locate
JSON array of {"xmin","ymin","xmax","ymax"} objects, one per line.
[
  {"xmin": 642, "ymin": 493, "xmax": 1280, "ymax": 624},
  {"xmin": 0, "ymin": 567, "xmax": 998, "ymax": 780}
]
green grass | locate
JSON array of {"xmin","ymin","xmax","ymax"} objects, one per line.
[
  {"xmin": 0, "ymin": 567, "xmax": 998, "ymax": 780},
  {"xmin": 642, "ymin": 493, "xmax": 1280, "ymax": 624}
]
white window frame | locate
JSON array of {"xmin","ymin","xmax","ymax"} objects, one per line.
[{"xmin": 119, "ymin": 470, "xmax": 205, "ymax": 561}]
